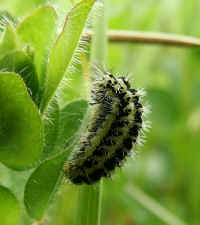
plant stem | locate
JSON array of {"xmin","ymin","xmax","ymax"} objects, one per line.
[
  {"xmin": 75, "ymin": 1, "xmax": 107, "ymax": 225},
  {"xmin": 76, "ymin": 181, "xmax": 103, "ymax": 225},
  {"xmin": 85, "ymin": 29, "xmax": 200, "ymax": 47}
]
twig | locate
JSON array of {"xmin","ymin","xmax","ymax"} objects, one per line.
[{"xmin": 85, "ymin": 29, "xmax": 200, "ymax": 47}]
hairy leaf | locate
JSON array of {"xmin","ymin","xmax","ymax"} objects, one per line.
[
  {"xmin": 56, "ymin": 100, "xmax": 88, "ymax": 151},
  {"xmin": 43, "ymin": 99, "xmax": 60, "ymax": 159},
  {"xmin": 24, "ymin": 151, "xmax": 69, "ymax": 219},
  {"xmin": 41, "ymin": 0, "xmax": 95, "ymax": 112}
]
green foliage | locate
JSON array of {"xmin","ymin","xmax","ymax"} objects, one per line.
[
  {"xmin": 0, "ymin": 51, "xmax": 39, "ymax": 100},
  {"xmin": 41, "ymin": 0, "xmax": 95, "ymax": 113},
  {"xmin": 58, "ymin": 100, "xmax": 88, "ymax": 148},
  {"xmin": 0, "ymin": 0, "xmax": 96, "ymax": 223},
  {"xmin": 43, "ymin": 99, "xmax": 60, "ymax": 158},
  {"xmin": 24, "ymin": 151, "xmax": 68, "ymax": 219},
  {"xmin": 43, "ymin": 100, "xmax": 87, "ymax": 159},
  {"xmin": 0, "ymin": 185, "xmax": 20, "ymax": 225},
  {"xmin": 17, "ymin": 6, "xmax": 58, "ymax": 88},
  {"xmin": 0, "ymin": 72, "xmax": 43, "ymax": 169},
  {"xmin": 0, "ymin": 24, "xmax": 16, "ymax": 56},
  {"xmin": 0, "ymin": 0, "xmax": 200, "ymax": 225}
]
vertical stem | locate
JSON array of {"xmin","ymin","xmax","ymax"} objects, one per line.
[
  {"xmin": 76, "ymin": 181, "xmax": 103, "ymax": 225},
  {"xmin": 75, "ymin": 1, "xmax": 107, "ymax": 225}
]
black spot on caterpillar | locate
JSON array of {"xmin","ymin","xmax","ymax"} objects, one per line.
[{"xmin": 64, "ymin": 71, "xmax": 145, "ymax": 185}]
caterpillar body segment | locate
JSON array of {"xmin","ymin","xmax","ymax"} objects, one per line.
[{"xmin": 64, "ymin": 72, "xmax": 144, "ymax": 185}]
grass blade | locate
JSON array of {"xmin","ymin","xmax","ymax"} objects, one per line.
[{"xmin": 124, "ymin": 184, "xmax": 188, "ymax": 225}]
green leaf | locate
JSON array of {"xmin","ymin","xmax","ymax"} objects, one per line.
[
  {"xmin": 24, "ymin": 151, "xmax": 69, "ymax": 219},
  {"xmin": 0, "ymin": 24, "xmax": 16, "ymax": 57},
  {"xmin": 41, "ymin": 0, "xmax": 96, "ymax": 113},
  {"xmin": 0, "ymin": 164, "xmax": 33, "ymax": 225},
  {"xmin": 43, "ymin": 99, "xmax": 60, "ymax": 159},
  {"xmin": 0, "ymin": 50, "xmax": 39, "ymax": 101},
  {"xmin": 17, "ymin": 6, "xmax": 58, "ymax": 87},
  {"xmin": 1, "ymin": 0, "xmax": 48, "ymax": 18},
  {"xmin": 0, "ymin": 72, "xmax": 43, "ymax": 169},
  {"xmin": 56, "ymin": 100, "xmax": 88, "ymax": 151},
  {"xmin": 0, "ymin": 185, "xmax": 20, "ymax": 225}
]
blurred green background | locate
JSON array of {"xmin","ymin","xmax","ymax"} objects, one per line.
[{"xmin": 1, "ymin": 0, "xmax": 200, "ymax": 225}]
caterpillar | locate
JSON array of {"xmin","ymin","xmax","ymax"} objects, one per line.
[{"xmin": 64, "ymin": 70, "xmax": 145, "ymax": 185}]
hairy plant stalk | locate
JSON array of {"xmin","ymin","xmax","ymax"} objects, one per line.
[
  {"xmin": 75, "ymin": 1, "xmax": 107, "ymax": 225},
  {"xmin": 85, "ymin": 29, "xmax": 200, "ymax": 47}
]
